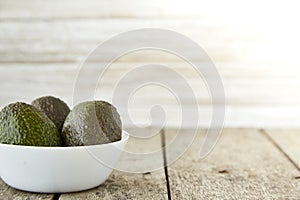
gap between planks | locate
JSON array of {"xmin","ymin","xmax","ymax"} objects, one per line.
[
  {"xmin": 53, "ymin": 193, "xmax": 60, "ymax": 200},
  {"xmin": 260, "ymin": 129, "xmax": 300, "ymax": 172},
  {"xmin": 160, "ymin": 128, "xmax": 172, "ymax": 200}
]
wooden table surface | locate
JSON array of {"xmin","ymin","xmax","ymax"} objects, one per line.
[{"xmin": 1, "ymin": 128, "xmax": 299, "ymax": 200}]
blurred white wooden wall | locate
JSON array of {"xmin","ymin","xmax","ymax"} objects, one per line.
[{"xmin": 0, "ymin": 0, "xmax": 300, "ymax": 128}]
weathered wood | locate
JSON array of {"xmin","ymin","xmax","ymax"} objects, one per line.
[
  {"xmin": 264, "ymin": 129, "xmax": 300, "ymax": 170},
  {"xmin": 164, "ymin": 128, "xmax": 300, "ymax": 199},
  {"xmin": 59, "ymin": 128, "xmax": 168, "ymax": 199},
  {"xmin": 0, "ymin": 179, "xmax": 55, "ymax": 200},
  {"xmin": 0, "ymin": 18, "xmax": 257, "ymax": 62},
  {"xmin": 0, "ymin": 0, "xmax": 245, "ymax": 19},
  {"xmin": 58, "ymin": 172, "xmax": 167, "ymax": 200},
  {"xmin": 0, "ymin": 62, "xmax": 300, "ymax": 127},
  {"xmin": 1, "ymin": 63, "xmax": 300, "ymax": 128},
  {"xmin": 1, "ymin": 62, "xmax": 300, "ymax": 106},
  {"xmin": 0, "ymin": 62, "xmax": 299, "ymax": 78}
]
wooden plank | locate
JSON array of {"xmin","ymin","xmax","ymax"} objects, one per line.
[
  {"xmin": 0, "ymin": 0, "xmax": 173, "ymax": 19},
  {"xmin": 59, "ymin": 172, "xmax": 167, "ymax": 200},
  {"xmin": 0, "ymin": 62, "xmax": 299, "ymax": 78},
  {"xmin": 59, "ymin": 128, "xmax": 168, "ymax": 199},
  {"xmin": 264, "ymin": 129, "xmax": 300, "ymax": 170},
  {"xmin": 0, "ymin": 0, "xmax": 247, "ymax": 19},
  {"xmin": 0, "ymin": 63, "xmax": 300, "ymax": 128},
  {"xmin": 0, "ymin": 19, "xmax": 257, "ymax": 62},
  {"xmin": 164, "ymin": 129, "xmax": 300, "ymax": 199},
  {"xmin": 0, "ymin": 63, "xmax": 300, "ymax": 107},
  {"xmin": 0, "ymin": 179, "xmax": 55, "ymax": 200}
]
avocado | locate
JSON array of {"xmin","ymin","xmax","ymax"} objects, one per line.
[
  {"xmin": 31, "ymin": 96, "xmax": 70, "ymax": 132},
  {"xmin": 62, "ymin": 101, "xmax": 122, "ymax": 146},
  {"xmin": 0, "ymin": 102, "xmax": 62, "ymax": 146}
]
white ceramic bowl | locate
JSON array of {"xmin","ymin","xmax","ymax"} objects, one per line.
[{"xmin": 0, "ymin": 131, "xmax": 129, "ymax": 193}]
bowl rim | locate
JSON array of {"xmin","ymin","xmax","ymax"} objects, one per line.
[{"xmin": 0, "ymin": 130, "xmax": 129, "ymax": 150}]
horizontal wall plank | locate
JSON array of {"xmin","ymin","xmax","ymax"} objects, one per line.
[
  {"xmin": 1, "ymin": 62, "xmax": 299, "ymax": 78},
  {"xmin": 0, "ymin": 63, "xmax": 299, "ymax": 128},
  {"xmin": 0, "ymin": 19, "xmax": 259, "ymax": 62},
  {"xmin": 0, "ymin": 0, "xmax": 204, "ymax": 19},
  {"xmin": 0, "ymin": 62, "xmax": 299, "ymax": 106},
  {"xmin": 0, "ymin": 0, "xmax": 256, "ymax": 19}
]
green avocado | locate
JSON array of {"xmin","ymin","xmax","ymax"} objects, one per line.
[
  {"xmin": 0, "ymin": 102, "xmax": 62, "ymax": 146},
  {"xmin": 62, "ymin": 101, "xmax": 122, "ymax": 146},
  {"xmin": 31, "ymin": 96, "xmax": 70, "ymax": 132}
]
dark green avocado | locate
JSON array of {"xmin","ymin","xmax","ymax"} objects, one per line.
[
  {"xmin": 0, "ymin": 102, "xmax": 62, "ymax": 146},
  {"xmin": 62, "ymin": 100, "xmax": 122, "ymax": 146},
  {"xmin": 31, "ymin": 96, "xmax": 70, "ymax": 132}
]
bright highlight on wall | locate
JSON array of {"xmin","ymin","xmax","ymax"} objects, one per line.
[{"xmin": 170, "ymin": 0, "xmax": 300, "ymax": 66}]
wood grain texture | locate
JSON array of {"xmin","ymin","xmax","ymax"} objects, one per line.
[
  {"xmin": 0, "ymin": 18, "xmax": 258, "ymax": 62},
  {"xmin": 164, "ymin": 128, "xmax": 300, "ymax": 199},
  {"xmin": 1, "ymin": 62, "xmax": 299, "ymax": 106},
  {"xmin": 0, "ymin": 0, "xmax": 243, "ymax": 19},
  {"xmin": 1, "ymin": 63, "xmax": 300, "ymax": 128},
  {"xmin": 59, "ymin": 128, "xmax": 168, "ymax": 199},
  {"xmin": 0, "ymin": 179, "xmax": 55, "ymax": 200},
  {"xmin": 0, "ymin": 0, "xmax": 299, "ymax": 130},
  {"xmin": 265, "ymin": 129, "xmax": 300, "ymax": 170},
  {"xmin": 59, "ymin": 172, "xmax": 167, "ymax": 200}
]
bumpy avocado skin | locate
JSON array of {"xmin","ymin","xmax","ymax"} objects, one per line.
[
  {"xmin": 0, "ymin": 102, "xmax": 62, "ymax": 146},
  {"xmin": 62, "ymin": 101, "xmax": 122, "ymax": 146},
  {"xmin": 31, "ymin": 96, "xmax": 70, "ymax": 132}
]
